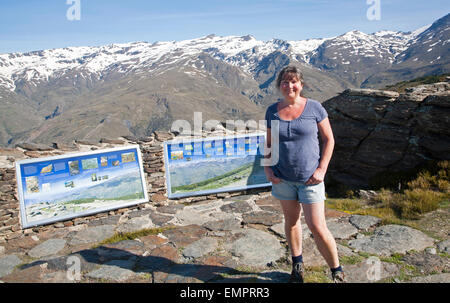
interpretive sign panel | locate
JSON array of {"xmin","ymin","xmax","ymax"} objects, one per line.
[
  {"xmin": 16, "ymin": 145, "xmax": 148, "ymax": 228},
  {"xmin": 164, "ymin": 133, "xmax": 270, "ymax": 198}
]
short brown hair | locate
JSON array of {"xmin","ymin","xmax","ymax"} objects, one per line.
[{"xmin": 276, "ymin": 65, "xmax": 305, "ymax": 90}]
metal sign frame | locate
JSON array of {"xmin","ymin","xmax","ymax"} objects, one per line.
[
  {"xmin": 15, "ymin": 145, "xmax": 148, "ymax": 229},
  {"xmin": 164, "ymin": 132, "xmax": 271, "ymax": 199}
]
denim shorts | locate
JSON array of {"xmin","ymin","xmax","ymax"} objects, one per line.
[{"xmin": 271, "ymin": 179, "xmax": 326, "ymax": 204}]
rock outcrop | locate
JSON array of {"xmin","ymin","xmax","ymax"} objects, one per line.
[{"xmin": 323, "ymin": 80, "xmax": 450, "ymax": 188}]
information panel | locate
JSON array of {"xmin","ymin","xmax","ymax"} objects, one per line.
[
  {"xmin": 15, "ymin": 145, "xmax": 148, "ymax": 228},
  {"xmin": 164, "ymin": 133, "xmax": 271, "ymax": 198}
]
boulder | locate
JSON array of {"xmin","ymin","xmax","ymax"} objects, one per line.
[
  {"xmin": 348, "ymin": 225, "xmax": 435, "ymax": 256},
  {"xmin": 323, "ymin": 81, "xmax": 450, "ymax": 187}
]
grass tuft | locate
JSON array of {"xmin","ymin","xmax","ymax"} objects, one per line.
[
  {"xmin": 339, "ymin": 255, "xmax": 364, "ymax": 265},
  {"xmin": 95, "ymin": 226, "xmax": 175, "ymax": 247},
  {"xmin": 304, "ymin": 266, "xmax": 332, "ymax": 283}
]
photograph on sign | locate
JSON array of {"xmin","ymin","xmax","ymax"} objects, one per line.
[
  {"xmin": 164, "ymin": 133, "xmax": 271, "ymax": 198},
  {"xmin": 15, "ymin": 145, "xmax": 148, "ymax": 228}
]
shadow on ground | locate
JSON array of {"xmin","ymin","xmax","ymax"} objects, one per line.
[{"xmin": 20, "ymin": 246, "xmax": 290, "ymax": 283}]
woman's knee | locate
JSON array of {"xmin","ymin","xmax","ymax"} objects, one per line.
[
  {"xmin": 308, "ymin": 222, "xmax": 329, "ymax": 238},
  {"xmin": 284, "ymin": 217, "xmax": 301, "ymax": 230}
]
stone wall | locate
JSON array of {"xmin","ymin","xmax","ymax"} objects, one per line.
[{"xmin": 0, "ymin": 128, "xmax": 268, "ymax": 242}]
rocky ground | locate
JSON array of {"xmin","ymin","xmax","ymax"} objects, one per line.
[{"xmin": 0, "ymin": 192, "xmax": 448, "ymax": 283}]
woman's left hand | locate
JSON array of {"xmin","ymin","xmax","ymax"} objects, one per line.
[{"xmin": 305, "ymin": 167, "xmax": 326, "ymax": 185}]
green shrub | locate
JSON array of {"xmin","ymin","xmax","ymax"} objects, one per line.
[
  {"xmin": 389, "ymin": 189, "xmax": 442, "ymax": 219},
  {"xmin": 328, "ymin": 160, "xmax": 449, "ymax": 221},
  {"xmin": 437, "ymin": 179, "xmax": 450, "ymax": 193},
  {"xmin": 369, "ymin": 160, "xmax": 449, "ymax": 192},
  {"xmin": 407, "ymin": 171, "xmax": 435, "ymax": 190}
]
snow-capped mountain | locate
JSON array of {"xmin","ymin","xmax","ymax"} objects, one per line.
[
  {"xmin": 0, "ymin": 23, "xmax": 431, "ymax": 92},
  {"xmin": 364, "ymin": 14, "xmax": 449, "ymax": 87},
  {"xmin": 0, "ymin": 13, "xmax": 448, "ymax": 147}
]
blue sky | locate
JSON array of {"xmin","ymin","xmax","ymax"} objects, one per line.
[{"xmin": 0, "ymin": 0, "xmax": 448, "ymax": 54}]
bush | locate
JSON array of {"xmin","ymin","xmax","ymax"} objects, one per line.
[
  {"xmin": 437, "ymin": 179, "xmax": 450, "ymax": 193},
  {"xmin": 370, "ymin": 188, "xmax": 395, "ymax": 205},
  {"xmin": 389, "ymin": 189, "xmax": 443, "ymax": 219},
  {"xmin": 368, "ymin": 184, "xmax": 445, "ymax": 220},
  {"xmin": 407, "ymin": 171, "xmax": 435, "ymax": 190},
  {"xmin": 369, "ymin": 160, "xmax": 449, "ymax": 192},
  {"xmin": 328, "ymin": 160, "xmax": 449, "ymax": 221}
]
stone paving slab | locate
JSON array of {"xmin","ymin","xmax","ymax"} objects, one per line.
[
  {"xmin": 182, "ymin": 237, "xmax": 219, "ymax": 260},
  {"xmin": 349, "ymin": 215, "xmax": 381, "ymax": 230},
  {"xmin": 46, "ymin": 251, "xmax": 100, "ymax": 272},
  {"xmin": 220, "ymin": 201, "xmax": 253, "ymax": 214},
  {"xmin": 214, "ymin": 270, "xmax": 290, "ymax": 283},
  {"xmin": 228, "ymin": 229, "xmax": 285, "ymax": 267},
  {"xmin": 0, "ymin": 255, "xmax": 21, "ymax": 278},
  {"xmin": 1, "ymin": 261, "xmax": 47, "ymax": 282},
  {"xmin": 28, "ymin": 239, "xmax": 66, "ymax": 259},
  {"xmin": 302, "ymin": 238, "xmax": 328, "ymax": 267},
  {"xmin": 173, "ymin": 209, "xmax": 217, "ymax": 226},
  {"xmin": 327, "ymin": 219, "xmax": 359, "ymax": 240},
  {"xmin": 269, "ymin": 221, "xmax": 312, "ymax": 240},
  {"xmin": 115, "ymin": 216, "xmax": 154, "ymax": 233},
  {"xmin": 242, "ymin": 211, "xmax": 283, "ymax": 226},
  {"xmin": 162, "ymin": 225, "xmax": 209, "ymax": 248},
  {"xmin": 67, "ymin": 225, "xmax": 116, "ymax": 246},
  {"xmin": 203, "ymin": 218, "xmax": 242, "ymax": 231},
  {"xmin": 86, "ymin": 260, "xmax": 137, "ymax": 282}
]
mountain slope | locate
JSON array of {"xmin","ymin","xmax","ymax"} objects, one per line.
[
  {"xmin": 0, "ymin": 14, "xmax": 448, "ymax": 147},
  {"xmin": 362, "ymin": 13, "xmax": 450, "ymax": 88}
]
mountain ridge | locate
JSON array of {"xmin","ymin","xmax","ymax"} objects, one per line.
[{"xmin": 0, "ymin": 13, "xmax": 448, "ymax": 147}]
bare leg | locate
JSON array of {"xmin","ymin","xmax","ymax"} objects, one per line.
[
  {"xmin": 279, "ymin": 200, "xmax": 303, "ymax": 257},
  {"xmin": 302, "ymin": 202, "xmax": 340, "ymax": 268}
]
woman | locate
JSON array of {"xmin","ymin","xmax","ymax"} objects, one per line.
[{"xmin": 264, "ymin": 65, "xmax": 345, "ymax": 283}]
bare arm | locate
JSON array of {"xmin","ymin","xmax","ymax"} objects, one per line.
[{"xmin": 305, "ymin": 117, "xmax": 335, "ymax": 185}]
